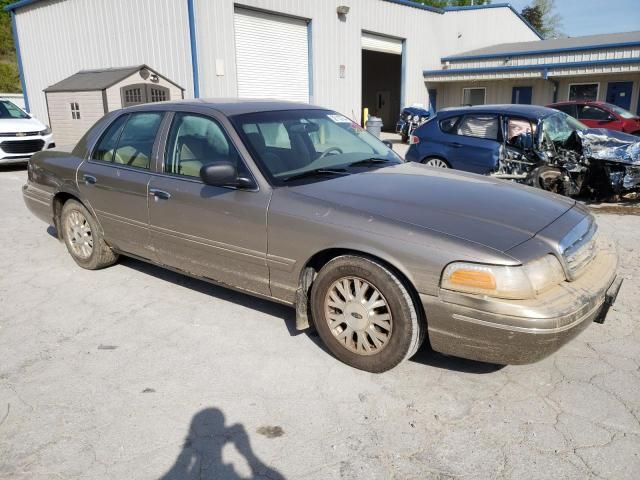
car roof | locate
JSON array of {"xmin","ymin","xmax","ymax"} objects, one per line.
[
  {"xmin": 437, "ymin": 104, "xmax": 557, "ymax": 119},
  {"xmin": 123, "ymin": 98, "xmax": 327, "ymax": 116}
]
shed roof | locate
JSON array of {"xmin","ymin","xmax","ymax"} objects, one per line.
[
  {"xmin": 44, "ymin": 65, "xmax": 184, "ymax": 92},
  {"xmin": 443, "ymin": 31, "xmax": 640, "ymax": 61}
]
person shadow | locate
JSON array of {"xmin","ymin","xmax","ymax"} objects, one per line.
[{"xmin": 160, "ymin": 408, "xmax": 285, "ymax": 480}]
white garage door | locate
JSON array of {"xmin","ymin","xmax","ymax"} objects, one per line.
[
  {"xmin": 361, "ymin": 32, "xmax": 403, "ymax": 55},
  {"xmin": 234, "ymin": 8, "xmax": 310, "ymax": 102}
]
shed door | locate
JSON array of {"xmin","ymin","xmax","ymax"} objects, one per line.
[
  {"xmin": 234, "ymin": 8, "xmax": 309, "ymax": 102},
  {"xmin": 121, "ymin": 84, "xmax": 170, "ymax": 107}
]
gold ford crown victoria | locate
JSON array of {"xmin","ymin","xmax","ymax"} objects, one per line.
[{"xmin": 23, "ymin": 100, "xmax": 621, "ymax": 372}]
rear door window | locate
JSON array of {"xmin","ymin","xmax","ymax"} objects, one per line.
[
  {"xmin": 456, "ymin": 114, "xmax": 500, "ymax": 140},
  {"xmin": 439, "ymin": 116, "xmax": 460, "ymax": 133},
  {"xmin": 92, "ymin": 112, "xmax": 163, "ymax": 169}
]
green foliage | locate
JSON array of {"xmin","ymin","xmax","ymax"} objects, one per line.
[
  {"xmin": 0, "ymin": 62, "xmax": 20, "ymax": 92},
  {"xmin": 521, "ymin": 0, "xmax": 563, "ymax": 38},
  {"xmin": 0, "ymin": 0, "xmax": 15, "ymax": 57},
  {"xmin": 0, "ymin": 0, "xmax": 21, "ymax": 92}
]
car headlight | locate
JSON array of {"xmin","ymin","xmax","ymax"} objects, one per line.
[
  {"xmin": 412, "ymin": 114, "xmax": 420, "ymax": 122},
  {"xmin": 441, "ymin": 255, "xmax": 565, "ymax": 299},
  {"xmin": 39, "ymin": 127, "xmax": 52, "ymax": 136}
]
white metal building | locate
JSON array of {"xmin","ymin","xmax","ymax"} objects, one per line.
[
  {"xmin": 425, "ymin": 31, "xmax": 640, "ymax": 113},
  {"xmin": 6, "ymin": 0, "xmax": 540, "ymax": 134}
]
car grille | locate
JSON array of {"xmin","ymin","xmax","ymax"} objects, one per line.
[
  {"xmin": 560, "ymin": 218, "xmax": 598, "ymax": 279},
  {"xmin": 0, "ymin": 139, "xmax": 45, "ymax": 154},
  {"xmin": 2, "ymin": 131, "xmax": 40, "ymax": 137}
]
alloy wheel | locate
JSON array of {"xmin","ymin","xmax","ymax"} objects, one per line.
[
  {"xmin": 65, "ymin": 210, "xmax": 94, "ymax": 259},
  {"xmin": 324, "ymin": 276, "xmax": 393, "ymax": 355},
  {"xmin": 424, "ymin": 158, "xmax": 448, "ymax": 168}
]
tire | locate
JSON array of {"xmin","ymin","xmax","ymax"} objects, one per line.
[
  {"xmin": 422, "ymin": 157, "xmax": 449, "ymax": 168},
  {"xmin": 401, "ymin": 133, "xmax": 409, "ymax": 143},
  {"xmin": 60, "ymin": 199, "xmax": 118, "ymax": 270},
  {"xmin": 533, "ymin": 166, "xmax": 563, "ymax": 193},
  {"xmin": 310, "ymin": 255, "xmax": 424, "ymax": 373}
]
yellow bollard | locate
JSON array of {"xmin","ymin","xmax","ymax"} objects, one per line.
[{"xmin": 363, "ymin": 107, "xmax": 369, "ymax": 127}]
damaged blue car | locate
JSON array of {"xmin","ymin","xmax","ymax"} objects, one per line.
[{"xmin": 405, "ymin": 104, "xmax": 640, "ymax": 199}]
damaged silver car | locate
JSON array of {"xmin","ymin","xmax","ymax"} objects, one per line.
[{"xmin": 406, "ymin": 105, "xmax": 640, "ymax": 199}]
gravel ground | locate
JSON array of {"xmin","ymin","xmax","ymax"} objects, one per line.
[{"xmin": 0, "ymin": 166, "xmax": 638, "ymax": 480}]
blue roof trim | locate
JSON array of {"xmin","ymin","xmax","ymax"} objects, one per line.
[
  {"xmin": 424, "ymin": 57, "xmax": 640, "ymax": 77},
  {"xmin": 186, "ymin": 0, "xmax": 199, "ymax": 98},
  {"xmin": 443, "ymin": 3, "xmax": 543, "ymax": 40},
  {"xmin": 442, "ymin": 40, "xmax": 640, "ymax": 62},
  {"xmin": 10, "ymin": 11, "xmax": 29, "ymax": 112},
  {"xmin": 3, "ymin": 0, "xmax": 40, "ymax": 11},
  {"xmin": 382, "ymin": 0, "xmax": 443, "ymax": 14}
]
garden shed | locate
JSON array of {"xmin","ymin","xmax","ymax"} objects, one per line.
[{"xmin": 44, "ymin": 65, "xmax": 184, "ymax": 145}]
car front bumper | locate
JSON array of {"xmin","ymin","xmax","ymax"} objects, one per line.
[
  {"xmin": 420, "ymin": 238, "xmax": 620, "ymax": 365},
  {"xmin": 0, "ymin": 133, "xmax": 55, "ymax": 164}
]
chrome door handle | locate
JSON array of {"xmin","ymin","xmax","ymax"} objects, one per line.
[
  {"xmin": 149, "ymin": 188, "xmax": 171, "ymax": 200},
  {"xmin": 83, "ymin": 174, "xmax": 97, "ymax": 185}
]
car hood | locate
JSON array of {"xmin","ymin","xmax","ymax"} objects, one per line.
[
  {"xmin": 0, "ymin": 116, "xmax": 46, "ymax": 134},
  {"xmin": 289, "ymin": 162, "xmax": 576, "ymax": 253},
  {"xmin": 581, "ymin": 128, "xmax": 640, "ymax": 165}
]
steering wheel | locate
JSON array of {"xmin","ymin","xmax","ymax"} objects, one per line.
[{"xmin": 318, "ymin": 147, "xmax": 343, "ymax": 159}]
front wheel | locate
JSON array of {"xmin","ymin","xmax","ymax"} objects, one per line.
[
  {"xmin": 61, "ymin": 199, "xmax": 118, "ymax": 270},
  {"xmin": 310, "ymin": 255, "xmax": 424, "ymax": 373},
  {"xmin": 422, "ymin": 157, "xmax": 449, "ymax": 168}
]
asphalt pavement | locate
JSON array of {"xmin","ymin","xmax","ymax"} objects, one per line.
[{"xmin": 1, "ymin": 166, "xmax": 638, "ymax": 480}]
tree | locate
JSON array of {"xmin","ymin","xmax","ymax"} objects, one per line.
[
  {"xmin": 411, "ymin": 0, "xmax": 491, "ymax": 8},
  {"xmin": 0, "ymin": 0, "xmax": 21, "ymax": 93},
  {"xmin": 521, "ymin": 0, "xmax": 563, "ymax": 39}
]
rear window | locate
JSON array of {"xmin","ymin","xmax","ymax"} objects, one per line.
[
  {"xmin": 456, "ymin": 114, "xmax": 500, "ymax": 140},
  {"xmin": 439, "ymin": 116, "xmax": 460, "ymax": 133}
]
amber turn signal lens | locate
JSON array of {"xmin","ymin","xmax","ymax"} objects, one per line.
[{"xmin": 449, "ymin": 269, "xmax": 497, "ymax": 290}]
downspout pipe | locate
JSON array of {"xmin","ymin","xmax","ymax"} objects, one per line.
[
  {"xmin": 543, "ymin": 67, "xmax": 559, "ymax": 103},
  {"xmin": 187, "ymin": 0, "xmax": 200, "ymax": 98}
]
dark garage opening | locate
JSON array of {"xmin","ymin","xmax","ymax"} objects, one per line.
[{"xmin": 362, "ymin": 49, "xmax": 402, "ymax": 132}]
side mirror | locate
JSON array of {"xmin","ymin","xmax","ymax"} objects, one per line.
[
  {"xmin": 200, "ymin": 162, "xmax": 255, "ymax": 189},
  {"xmin": 382, "ymin": 140, "xmax": 393, "ymax": 150},
  {"xmin": 200, "ymin": 162, "xmax": 238, "ymax": 187}
]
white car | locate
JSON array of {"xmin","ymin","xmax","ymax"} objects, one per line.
[{"xmin": 0, "ymin": 99, "xmax": 55, "ymax": 165}]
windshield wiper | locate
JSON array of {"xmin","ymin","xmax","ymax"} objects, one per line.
[
  {"xmin": 282, "ymin": 168, "xmax": 348, "ymax": 183},
  {"xmin": 348, "ymin": 157, "xmax": 393, "ymax": 167}
]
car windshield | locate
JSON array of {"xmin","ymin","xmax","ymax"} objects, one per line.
[
  {"xmin": 0, "ymin": 100, "xmax": 29, "ymax": 119},
  {"xmin": 540, "ymin": 112, "xmax": 588, "ymax": 144},
  {"xmin": 231, "ymin": 109, "xmax": 401, "ymax": 184},
  {"xmin": 604, "ymin": 103, "xmax": 636, "ymax": 119}
]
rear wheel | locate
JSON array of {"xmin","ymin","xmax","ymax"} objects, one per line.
[
  {"xmin": 310, "ymin": 255, "xmax": 424, "ymax": 373},
  {"xmin": 422, "ymin": 157, "xmax": 449, "ymax": 168},
  {"xmin": 61, "ymin": 200, "xmax": 118, "ymax": 270}
]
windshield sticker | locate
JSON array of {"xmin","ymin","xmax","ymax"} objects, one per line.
[{"xmin": 328, "ymin": 114, "xmax": 352, "ymax": 123}]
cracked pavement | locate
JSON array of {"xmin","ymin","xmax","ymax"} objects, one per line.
[{"xmin": 1, "ymin": 167, "xmax": 639, "ymax": 479}]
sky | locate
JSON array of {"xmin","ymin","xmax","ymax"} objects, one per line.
[{"xmin": 506, "ymin": 0, "xmax": 640, "ymax": 37}]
